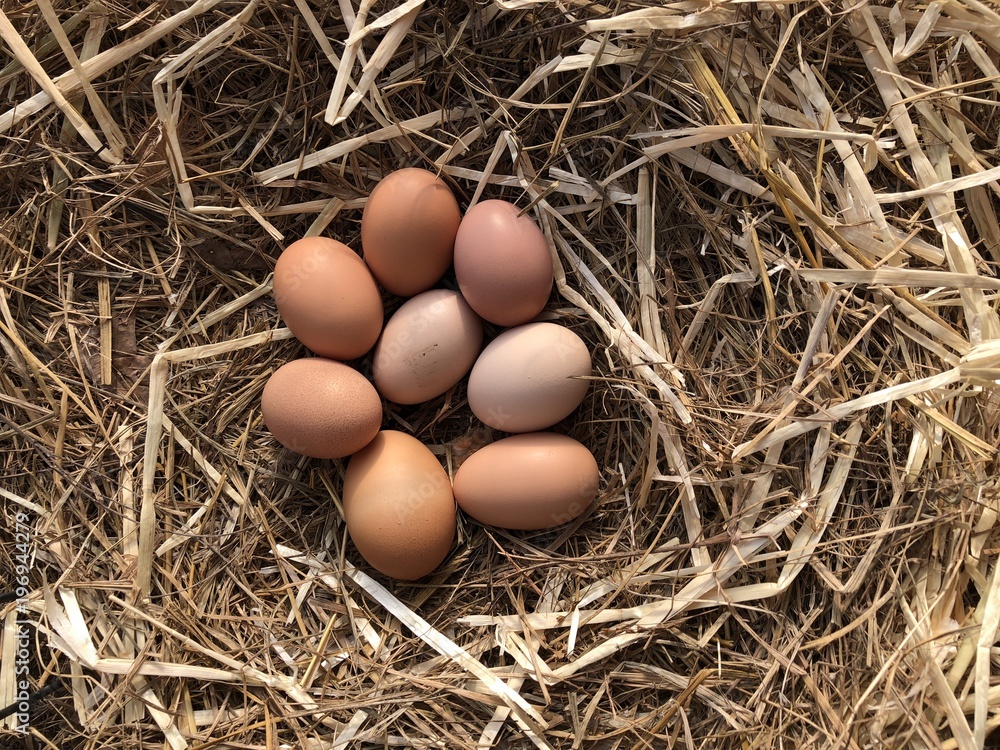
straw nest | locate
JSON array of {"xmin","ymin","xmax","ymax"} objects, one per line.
[{"xmin": 3, "ymin": 0, "xmax": 1000, "ymax": 748}]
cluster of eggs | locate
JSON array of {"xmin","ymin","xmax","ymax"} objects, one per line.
[{"xmin": 260, "ymin": 169, "xmax": 599, "ymax": 580}]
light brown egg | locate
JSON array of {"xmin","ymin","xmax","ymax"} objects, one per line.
[
  {"xmin": 453, "ymin": 200, "xmax": 553, "ymax": 326},
  {"xmin": 272, "ymin": 237, "xmax": 383, "ymax": 360},
  {"xmin": 343, "ymin": 430, "xmax": 456, "ymax": 580},
  {"xmin": 453, "ymin": 433, "xmax": 599, "ymax": 530},
  {"xmin": 361, "ymin": 168, "xmax": 461, "ymax": 297},
  {"xmin": 467, "ymin": 322, "xmax": 591, "ymax": 433},
  {"xmin": 261, "ymin": 357, "xmax": 382, "ymax": 459},
  {"xmin": 373, "ymin": 289, "xmax": 483, "ymax": 405}
]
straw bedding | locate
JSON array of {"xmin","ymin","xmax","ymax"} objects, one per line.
[{"xmin": 2, "ymin": 0, "xmax": 1000, "ymax": 747}]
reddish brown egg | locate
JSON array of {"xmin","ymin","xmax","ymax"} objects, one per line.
[
  {"xmin": 453, "ymin": 433, "xmax": 599, "ymax": 530},
  {"xmin": 343, "ymin": 431, "xmax": 456, "ymax": 580},
  {"xmin": 272, "ymin": 237, "xmax": 383, "ymax": 360},
  {"xmin": 261, "ymin": 357, "xmax": 382, "ymax": 459},
  {"xmin": 361, "ymin": 168, "xmax": 461, "ymax": 297},
  {"xmin": 453, "ymin": 200, "xmax": 553, "ymax": 326}
]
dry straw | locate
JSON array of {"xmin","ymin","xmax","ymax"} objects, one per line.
[{"xmin": 2, "ymin": 0, "xmax": 1000, "ymax": 748}]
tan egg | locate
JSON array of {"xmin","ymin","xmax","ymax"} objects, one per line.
[
  {"xmin": 343, "ymin": 431, "xmax": 456, "ymax": 580},
  {"xmin": 373, "ymin": 289, "xmax": 483, "ymax": 405},
  {"xmin": 468, "ymin": 322, "xmax": 591, "ymax": 433},
  {"xmin": 261, "ymin": 358, "xmax": 381, "ymax": 459},
  {"xmin": 361, "ymin": 168, "xmax": 461, "ymax": 297},
  {"xmin": 272, "ymin": 237, "xmax": 383, "ymax": 360},
  {"xmin": 454, "ymin": 433, "xmax": 599, "ymax": 530},
  {"xmin": 453, "ymin": 200, "xmax": 553, "ymax": 326}
]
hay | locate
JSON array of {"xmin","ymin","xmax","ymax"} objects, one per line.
[{"xmin": 2, "ymin": 0, "xmax": 1000, "ymax": 747}]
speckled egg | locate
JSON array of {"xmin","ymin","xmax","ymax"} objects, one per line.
[
  {"xmin": 261, "ymin": 357, "xmax": 382, "ymax": 459},
  {"xmin": 373, "ymin": 289, "xmax": 483, "ymax": 405}
]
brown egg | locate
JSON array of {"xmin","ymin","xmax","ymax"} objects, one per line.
[
  {"xmin": 373, "ymin": 289, "xmax": 483, "ymax": 405},
  {"xmin": 361, "ymin": 168, "xmax": 461, "ymax": 297},
  {"xmin": 468, "ymin": 322, "xmax": 591, "ymax": 433},
  {"xmin": 261, "ymin": 358, "xmax": 381, "ymax": 459},
  {"xmin": 272, "ymin": 237, "xmax": 383, "ymax": 360},
  {"xmin": 343, "ymin": 431, "xmax": 456, "ymax": 580},
  {"xmin": 454, "ymin": 433, "xmax": 599, "ymax": 530},
  {"xmin": 453, "ymin": 200, "xmax": 553, "ymax": 326}
]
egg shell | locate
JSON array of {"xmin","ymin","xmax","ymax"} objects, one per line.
[
  {"xmin": 273, "ymin": 237, "xmax": 383, "ymax": 360},
  {"xmin": 261, "ymin": 358, "xmax": 382, "ymax": 459},
  {"xmin": 361, "ymin": 169, "xmax": 461, "ymax": 297},
  {"xmin": 453, "ymin": 200, "xmax": 553, "ymax": 326},
  {"xmin": 373, "ymin": 289, "xmax": 483, "ymax": 405},
  {"xmin": 343, "ymin": 431, "xmax": 456, "ymax": 580},
  {"xmin": 467, "ymin": 322, "xmax": 591, "ymax": 433},
  {"xmin": 454, "ymin": 433, "xmax": 599, "ymax": 530}
]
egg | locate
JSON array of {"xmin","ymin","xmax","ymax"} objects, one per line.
[
  {"xmin": 261, "ymin": 357, "xmax": 382, "ymax": 459},
  {"xmin": 361, "ymin": 168, "xmax": 461, "ymax": 297},
  {"xmin": 467, "ymin": 322, "xmax": 591, "ymax": 433},
  {"xmin": 373, "ymin": 289, "xmax": 483, "ymax": 405},
  {"xmin": 453, "ymin": 200, "xmax": 554, "ymax": 326},
  {"xmin": 272, "ymin": 237, "xmax": 383, "ymax": 360},
  {"xmin": 453, "ymin": 433, "xmax": 599, "ymax": 530},
  {"xmin": 343, "ymin": 431, "xmax": 456, "ymax": 580}
]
